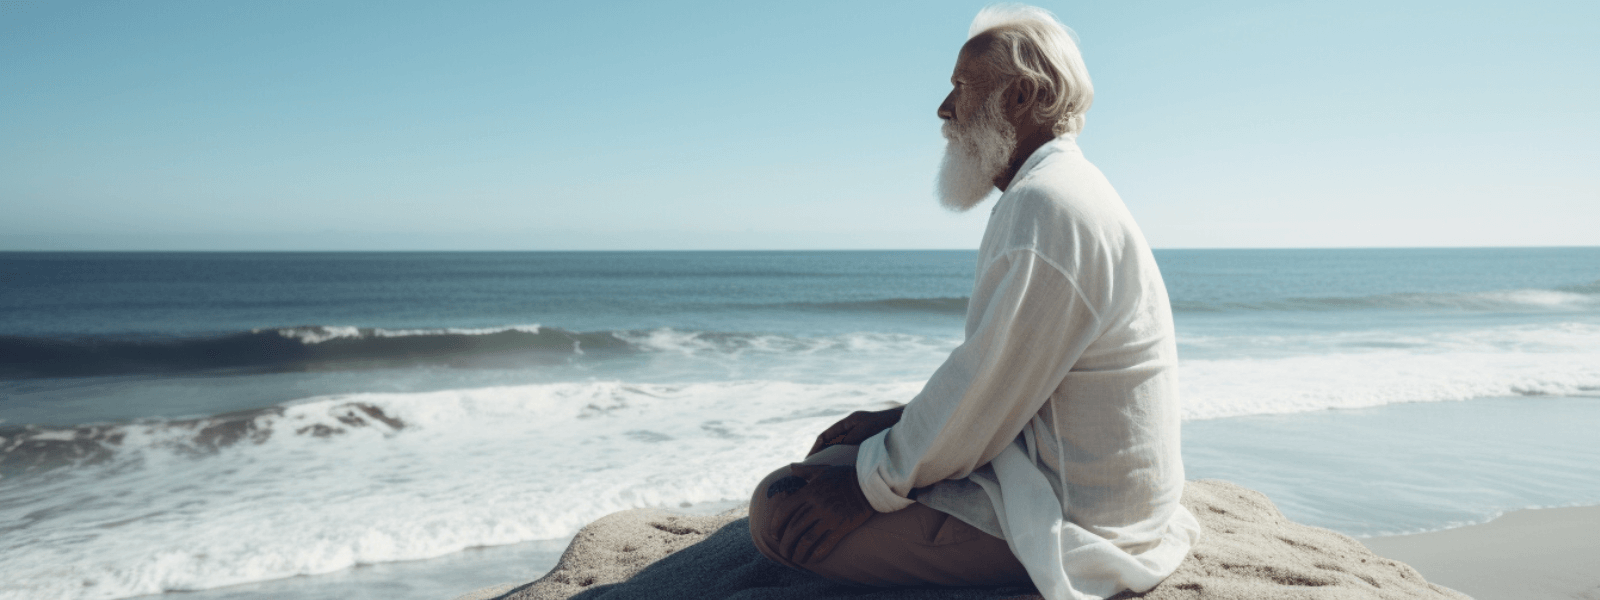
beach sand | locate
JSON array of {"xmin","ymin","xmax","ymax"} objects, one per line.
[
  {"xmin": 1361, "ymin": 504, "xmax": 1600, "ymax": 600},
  {"xmin": 456, "ymin": 480, "xmax": 1472, "ymax": 600}
]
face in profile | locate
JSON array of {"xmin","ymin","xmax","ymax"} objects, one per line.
[{"xmin": 936, "ymin": 49, "xmax": 1017, "ymax": 212}]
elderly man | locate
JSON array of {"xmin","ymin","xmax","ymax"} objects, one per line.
[{"xmin": 747, "ymin": 5, "xmax": 1199, "ymax": 600}]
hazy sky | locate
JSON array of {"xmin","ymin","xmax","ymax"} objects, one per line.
[{"xmin": 2, "ymin": 0, "xmax": 1595, "ymax": 250}]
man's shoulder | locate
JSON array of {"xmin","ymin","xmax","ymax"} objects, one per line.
[
  {"xmin": 1008, "ymin": 144, "xmax": 1117, "ymax": 207},
  {"xmin": 996, "ymin": 153, "xmax": 1127, "ymax": 238},
  {"xmin": 984, "ymin": 146, "xmax": 1149, "ymax": 278}
]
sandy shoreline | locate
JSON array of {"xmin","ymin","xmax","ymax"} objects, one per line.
[{"xmin": 1361, "ymin": 503, "xmax": 1600, "ymax": 600}]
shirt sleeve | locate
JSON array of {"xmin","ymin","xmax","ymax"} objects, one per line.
[{"xmin": 856, "ymin": 247, "xmax": 1103, "ymax": 512}]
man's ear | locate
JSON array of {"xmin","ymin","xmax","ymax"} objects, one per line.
[
  {"xmin": 1009, "ymin": 78, "xmax": 1040, "ymax": 120},
  {"xmin": 1014, "ymin": 80, "xmax": 1035, "ymax": 105}
]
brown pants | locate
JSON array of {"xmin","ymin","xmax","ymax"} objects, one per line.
[{"xmin": 748, "ymin": 444, "xmax": 1031, "ymax": 587}]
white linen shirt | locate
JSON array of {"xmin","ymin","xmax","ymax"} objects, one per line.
[{"xmin": 854, "ymin": 135, "xmax": 1200, "ymax": 600}]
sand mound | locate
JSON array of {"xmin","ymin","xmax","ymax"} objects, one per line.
[{"xmin": 475, "ymin": 480, "xmax": 1466, "ymax": 600}]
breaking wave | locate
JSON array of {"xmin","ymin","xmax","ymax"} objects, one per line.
[
  {"xmin": 0, "ymin": 380, "xmax": 916, "ymax": 600},
  {"xmin": 0, "ymin": 401, "xmax": 406, "ymax": 478},
  {"xmin": 0, "ymin": 325, "xmax": 798, "ymax": 379}
]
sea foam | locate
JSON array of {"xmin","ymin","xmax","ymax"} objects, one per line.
[{"xmin": 0, "ymin": 380, "xmax": 916, "ymax": 600}]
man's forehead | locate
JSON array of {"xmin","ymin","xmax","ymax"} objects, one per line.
[
  {"xmin": 961, "ymin": 30, "xmax": 1001, "ymax": 59},
  {"xmin": 953, "ymin": 30, "xmax": 1002, "ymax": 79}
]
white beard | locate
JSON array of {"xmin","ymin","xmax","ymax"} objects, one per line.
[{"xmin": 935, "ymin": 91, "xmax": 1017, "ymax": 212}]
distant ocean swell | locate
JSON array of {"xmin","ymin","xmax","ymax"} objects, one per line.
[
  {"xmin": 0, "ymin": 325, "xmax": 970, "ymax": 381},
  {"xmin": 1179, "ymin": 320, "xmax": 1600, "ymax": 356},
  {"xmin": 1172, "ymin": 281, "xmax": 1600, "ymax": 313},
  {"xmin": 801, "ymin": 283, "xmax": 1600, "ymax": 314},
  {"xmin": 0, "ymin": 325, "xmax": 752, "ymax": 379},
  {"xmin": 694, "ymin": 283, "xmax": 1599, "ymax": 313},
  {"xmin": 6, "ymin": 282, "xmax": 1594, "ymax": 381},
  {"xmin": 782, "ymin": 297, "xmax": 970, "ymax": 314}
]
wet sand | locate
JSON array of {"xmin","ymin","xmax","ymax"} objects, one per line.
[{"xmin": 1362, "ymin": 503, "xmax": 1600, "ymax": 600}]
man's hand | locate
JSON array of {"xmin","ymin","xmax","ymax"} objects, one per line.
[
  {"xmin": 764, "ymin": 463, "xmax": 875, "ymax": 565},
  {"xmin": 807, "ymin": 406, "xmax": 905, "ymax": 456}
]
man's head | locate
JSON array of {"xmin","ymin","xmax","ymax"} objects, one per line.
[{"xmin": 936, "ymin": 4, "xmax": 1094, "ymax": 211}]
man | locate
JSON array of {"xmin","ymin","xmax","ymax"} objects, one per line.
[{"xmin": 748, "ymin": 5, "xmax": 1199, "ymax": 600}]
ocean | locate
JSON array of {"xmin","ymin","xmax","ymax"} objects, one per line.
[{"xmin": 2, "ymin": 248, "xmax": 1598, "ymax": 600}]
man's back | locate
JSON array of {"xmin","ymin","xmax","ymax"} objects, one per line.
[{"xmin": 981, "ymin": 135, "xmax": 1189, "ymax": 543}]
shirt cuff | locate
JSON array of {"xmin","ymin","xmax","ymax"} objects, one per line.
[{"xmin": 854, "ymin": 429, "xmax": 916, "ymax": 513}]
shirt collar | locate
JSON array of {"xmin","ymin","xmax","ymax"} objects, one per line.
[{"xmin": 1004, "ymin": 133, "xmax": 1078, "ymax": 191}]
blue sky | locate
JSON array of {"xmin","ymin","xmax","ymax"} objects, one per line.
[{"xmin": 2, "ymin": 0, "xmax": 1595, "ymax": 250}]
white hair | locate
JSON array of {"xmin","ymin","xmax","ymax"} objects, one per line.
[{"xmin": 967, "ymin": 4, "xmax": 1094, "ymax": 136}]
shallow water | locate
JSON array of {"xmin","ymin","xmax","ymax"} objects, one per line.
[{"xmin": 1185, "ymin": 395, "xmax": 1600, "ymax": 537}]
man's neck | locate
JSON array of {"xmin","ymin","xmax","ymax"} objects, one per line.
[{"xmin": 994, "ymin": 126, "xmax": 1057, "ymax": 192}]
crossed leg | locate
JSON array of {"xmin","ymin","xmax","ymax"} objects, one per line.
[{"xmin": 748, "ymin": 444, "xmax": 1031, "ymax": 587}]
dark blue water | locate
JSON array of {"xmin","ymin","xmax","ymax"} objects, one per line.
[
  {"xmin": 6, "ymin": 248, "xmax": 1595, "ymax": 338},
  {"xmin": 3, "ymin": 248, "xmax": 1595, "ymax": 383},
  {"xmin": 0, "ymin": 251, "xmax": 976, "ymax": 339}
]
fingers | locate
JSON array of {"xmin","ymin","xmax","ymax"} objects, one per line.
[
  {"xmin": 765, "ymin": 474, "xmax": 807, "ymax": 499},
  {"xmin": 773, "ymin": 495, "xmax": 826, "ymax": 564},
  {"xmin": 808, "ymin": 423, "xmax": 853, "ymax": 456},
  {"xmin": 809, "ymin": 410, "xmax": 874, "ymax": 455},
  {"xmin": 780, "ymin": 514, "xmax": 819, "ymax": 562},
  {"xmin": 800, "ymin": 527, "xmax": 839, "ymax": 564},
  {"xmin": 765, "ymin": 465, "xmax": 850, "ymax": 565},
  {"xmin": 767, "ymin": 495, "xmax": 805, "ymax": 552},
  {"xmin": 787, "ymin": 463, "xmax": 826, "ymax": 480},
  {"xmin": 778, "ymin": 509, "xmax": 836, "ymax": 565},
  {"xmin": 765, "ymin": 466, "xmax": 819, "ymax": 546},
  {"xmin": 785, "ymin": 515, "xmax": 842, "ymax": 565},
  {"xmin": 806, "ymin": 438, "xmax": 826, "ymax": 457},
  {"xmin": 811, "ymin": 435, "xmax": 843, "ymax": 455},
  {"xmin": 767, "ymin": 464, "xmax": 826, "ymax": 563}
]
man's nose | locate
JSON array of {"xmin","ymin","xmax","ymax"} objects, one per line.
[{"xmin": 937, "ymin": 90, "xmax": 956, "ymax": 121}]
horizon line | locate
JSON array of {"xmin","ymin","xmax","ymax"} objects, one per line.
[{"xmin": 2, "ymin": 245, "xmax": 1597, "ymax": 254}]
